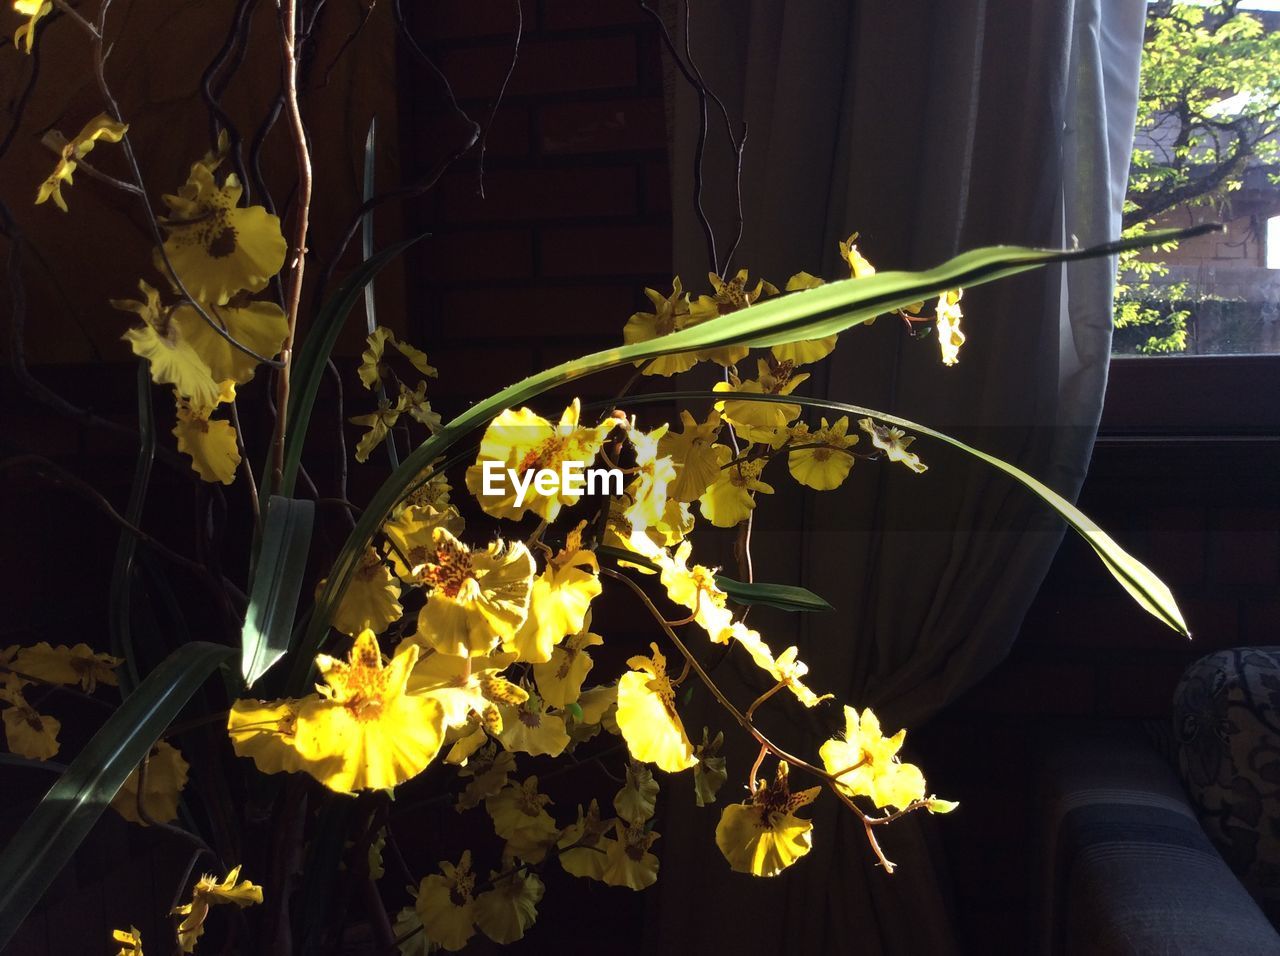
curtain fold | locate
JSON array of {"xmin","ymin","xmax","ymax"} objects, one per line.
[{"xmin": 649, "ymin": 1, "xmax": 1146, "ymax": 952}]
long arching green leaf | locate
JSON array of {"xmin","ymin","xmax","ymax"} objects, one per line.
[
  {"xmin": 109, "ymin": 363, "xmax": 155, "ymax": 693},
  {"xmin": 242, "ymin": 496, "xmax": 315, "ymax": 687},
  {"xmin": 289, "ymin": 227, "xmax": 1208, "ymax": 690},
  {"xmin": 0, "ymin": 642, "xmax": 233, "ymax": 949},
  {"xmin": 603, "ymin": 391, "xmax": 1190, "ymax": 637}
]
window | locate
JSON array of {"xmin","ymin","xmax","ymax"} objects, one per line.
[{"xmin": 1114, "ymin": 1, "xmax": 1280, "ymax": 357}]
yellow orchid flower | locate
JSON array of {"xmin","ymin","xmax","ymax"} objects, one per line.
[
  {"xmin": 658, "ymin": 409, "xmax": 722, "ymax": 502},
  {"xmin": 621, "ymin": 424, "xmax": 675, "ymax": 533},
  {"xmin": 160, "ymin": 159, "xmax": 286, "ymax": 304},
  {"xmin": 358, "ymin": 326, "xmax": 437, "ymax": 390},
  {"xmin": 0, "ymin": 686, "xmax": 59, "ymax": 760},
  {"xmin": 532, "ymin": 613, "xmax": 603, "ymax": 708},
  {"xmin": 715, "ymin": 763, "xmax": 821, "ymax": 877},
  {"xmin": 292, "ymin": 630, "xmax": 446, "ymax": 792},
  {"xmin": 474, "ymin": 866, "xmax": 544, "ymax": 945},
  {"xmin": 698, "ymin": 445, "xmax": 774, "ymax": 528},
  {"xmin": 349, "ymin": 399, "xmax": 401, "ymax": 464},
  {"xmin": 397, "ymin": 380, "xmax": 442, "ymax": 432},
  {"xmin": 110, "ymin": 741, "xmax": 189, "ymax": 825},
  {"xmin": 613, "ymin": 759, "xmax": 659, "ymax": 825},
  {"xmin": 859, "ymin": 417, "xmax": 928, "ymax": 474},
  {"xmin": 623, "ymin": 278, "xmax": 704, "ymax": 376},
  {"xmin": 725, "ymin": 621, "xmax": 831, "ymax": 709},
  {"xmin": 689, "ymin": 268, "xmax": 778, "ymax": 367},
  {"xmin": 604, "ymin": 495, "xmax": 694, "ymax": 558},
  {"xmin": 411, "ymin": 528, "xmax": 535, "ymax": 658},
  {"xmin": 557, "ymin": 799, "xmax": 611, "ymax": 881},
  {"xmin": 415, "ymin": 852, "xmax": 477, "ymax": 952},
  {"xmin": 404, "ymin": 645, "xmax": 523, "ymax": 737},
  {"xmin": 693, "ymin": 728, "xmax": 729, "ymax": 806},
  {"xmin": 838, "ymin": 232, "xmax": 877, "ymax": 279},
  {"xmin": 506, "ymin": 526, "xmax": 600, "ymax": 664},
  {"xmin": 787, "ymin": 416, "xmax": 858, "ymax": 490},
  {"xmin": 325, "ymin": 547, "xmax": 402, "ymax": 637},
  {"xmin": 936, "ymin": 288, "xmax": 965, "ymax": 366},
  {"xmin": 496, "ymin": 690, "xmax": 570, "ymax": 758},
  {"xmin": 616, "ymin": 643, "xmax": 697, "ymax": 772},
  {"xmin": 170, "ymin": 298, "xmax": 287, "ymax": 385},
  {"xmin": 381, "ymin": 503, "xmax": 464, "ymax": 583},
  {"xmin": 599, "ymin": 819, "xmax": 660, "ymax": 890},
  {"xmin": 486, "ymin": 776, "xmax": 560, "ymax": 863},
  {"xmin": 464, "ymin": 399, "xmax": 615, "ymax": 522},
  {"xmin": 396, "ymin": 467, "xmax": 454, "ymax": 514},
  {"xmin": 117, "ymin": 281, "xmax": 222, "ymax": 409},
  {"xmin": 713, "ymin": 357, "xmax": 810, "ymax": 441},
  {"xmin": 11, "ymin": 641, "xmax": 120, "ymax": 693},
  {"xmin": 172, "ymin": 865, "xmax": 262, "ymax": 954},
  {"xmin": 651, "ymin": 540, "xmax": 736, "ymax": 644},
  {"xmin": 456, "ymin": 745, "xmax": 516, "ymax": 811},
  {"xmin": 819, "ymin": 705, "xmax": 929, "ymax": 811},
  {"xmin": 173, "ymin": 383, "xmax": 240, "ymax": 485},
  {"xmin": 35, "ymin": 113, "xmax": 128, "ymax": 211}
]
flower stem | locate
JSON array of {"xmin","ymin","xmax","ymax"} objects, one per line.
[{"xmin": 269, "ymin": 0, "xmax": 315, "ymax": 490}]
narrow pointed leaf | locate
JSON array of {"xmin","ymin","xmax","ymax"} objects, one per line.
[
  {"xmin": 242, "ymin": 496, "xmax": 315, "ymax": 687},
  {"xmin": 606, "ymin": 391, "xmax": 1191, "ymax": 637},
  {"xmin": 714, "ymin": 578, "xmax": 834, "ymax": 612},
  {"xmin": 0, "ymin": 642, "xmax": 233, "ymax": 949},
  {"xmin": 274, "ymin": 233, "xmax": 428, "ymax": 497},
  {"xmin": 109, "ymin": 364, "xmax": 155, "ymax": 693},
  {"xmin": 291, "ymin": 228, "xmax": 1208, "ymax": 690},
  {"xmin": 361, "ymin": 117, "xmax": 400, "ymax": 469}
]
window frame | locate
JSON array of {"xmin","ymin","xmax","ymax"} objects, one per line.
[{"xmin": 1100, "ymin": 353, "xmax": 1280, "ymax": 438}]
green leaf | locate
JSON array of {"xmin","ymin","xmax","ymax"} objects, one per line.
[
  {"xmin": 291, "ymin": 229, "xmax": 1208, "ymax": 691},
  {"xmin": 109, "ymin": 363, "xmax": 155, "ymax": 693},
  {"xmin": 361, "ymin": 117, "xmax": 400, "ymax": 470},
  {"xmin": 607, "ymin": 391, "xmax": 1191, "ymax": 638},
  {"xmin": 273, "ymin": 233, "xmax": 428, "ymax": 497},
  {"xmin": 0, "ymin": 642, "xmax": 233, "ymax": 950},
  {"xmin": 242, "ymin": 496, "xmax": 315, "ymax": 688},
  {"xmin": 594, "ymin": 546, "xmax": 832, "ymax": 612},
  {"xmin": 714, "ymin": 578, "xmax": 833, "ymax": 612}
]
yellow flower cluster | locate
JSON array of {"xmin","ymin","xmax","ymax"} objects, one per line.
[
  {"xmin": 199, "ymin": 226, "xmax": 968, "ymax": 945},
  {"xmin": 81, "ymin": 135, "xmax": 289, "ymax": 484},
  {"xmin": 350, "ymin": 326, "xmax": 442, "ymax": 462}
]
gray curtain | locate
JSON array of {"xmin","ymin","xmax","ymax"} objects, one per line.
[{"xmin": 649, "ymin": 1, "xmax": 1146, "ymax": 953}]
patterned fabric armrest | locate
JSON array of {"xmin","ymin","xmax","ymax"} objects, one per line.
[
  {"xmin": 1174, "ymin": 647, "xmax": 1280, "ymax": 921},
  {"xmin": 1035, "ymin": 721, "xmax": 1278, "ymax": 955}
]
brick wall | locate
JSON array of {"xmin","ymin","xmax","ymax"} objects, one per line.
[{"xmin": 399, "ymin": 0, "xmax": 671, "ymax": 412}]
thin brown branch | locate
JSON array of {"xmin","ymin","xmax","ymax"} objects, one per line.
[{"xmin": 269, "ymin": 0, "xmax": 315, "ymax": 489}]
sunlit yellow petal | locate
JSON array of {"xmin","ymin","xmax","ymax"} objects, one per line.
[
  {"xmin": 110, "ymin": 741, "xmax": 189, "ymax": 825},
  {"xmin": 615, "ymin": 644, "xmax": 696, "ymax": 772}
]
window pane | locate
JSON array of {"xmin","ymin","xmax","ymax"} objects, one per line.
[{"xmin": 1115, "ymin": 1, "xmax": 1280, "ymax": 356}]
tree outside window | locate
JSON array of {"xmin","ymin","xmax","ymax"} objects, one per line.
[{"xmin": 1117, "ymin": 0, "xmax": 1280, "ymax": 355}]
